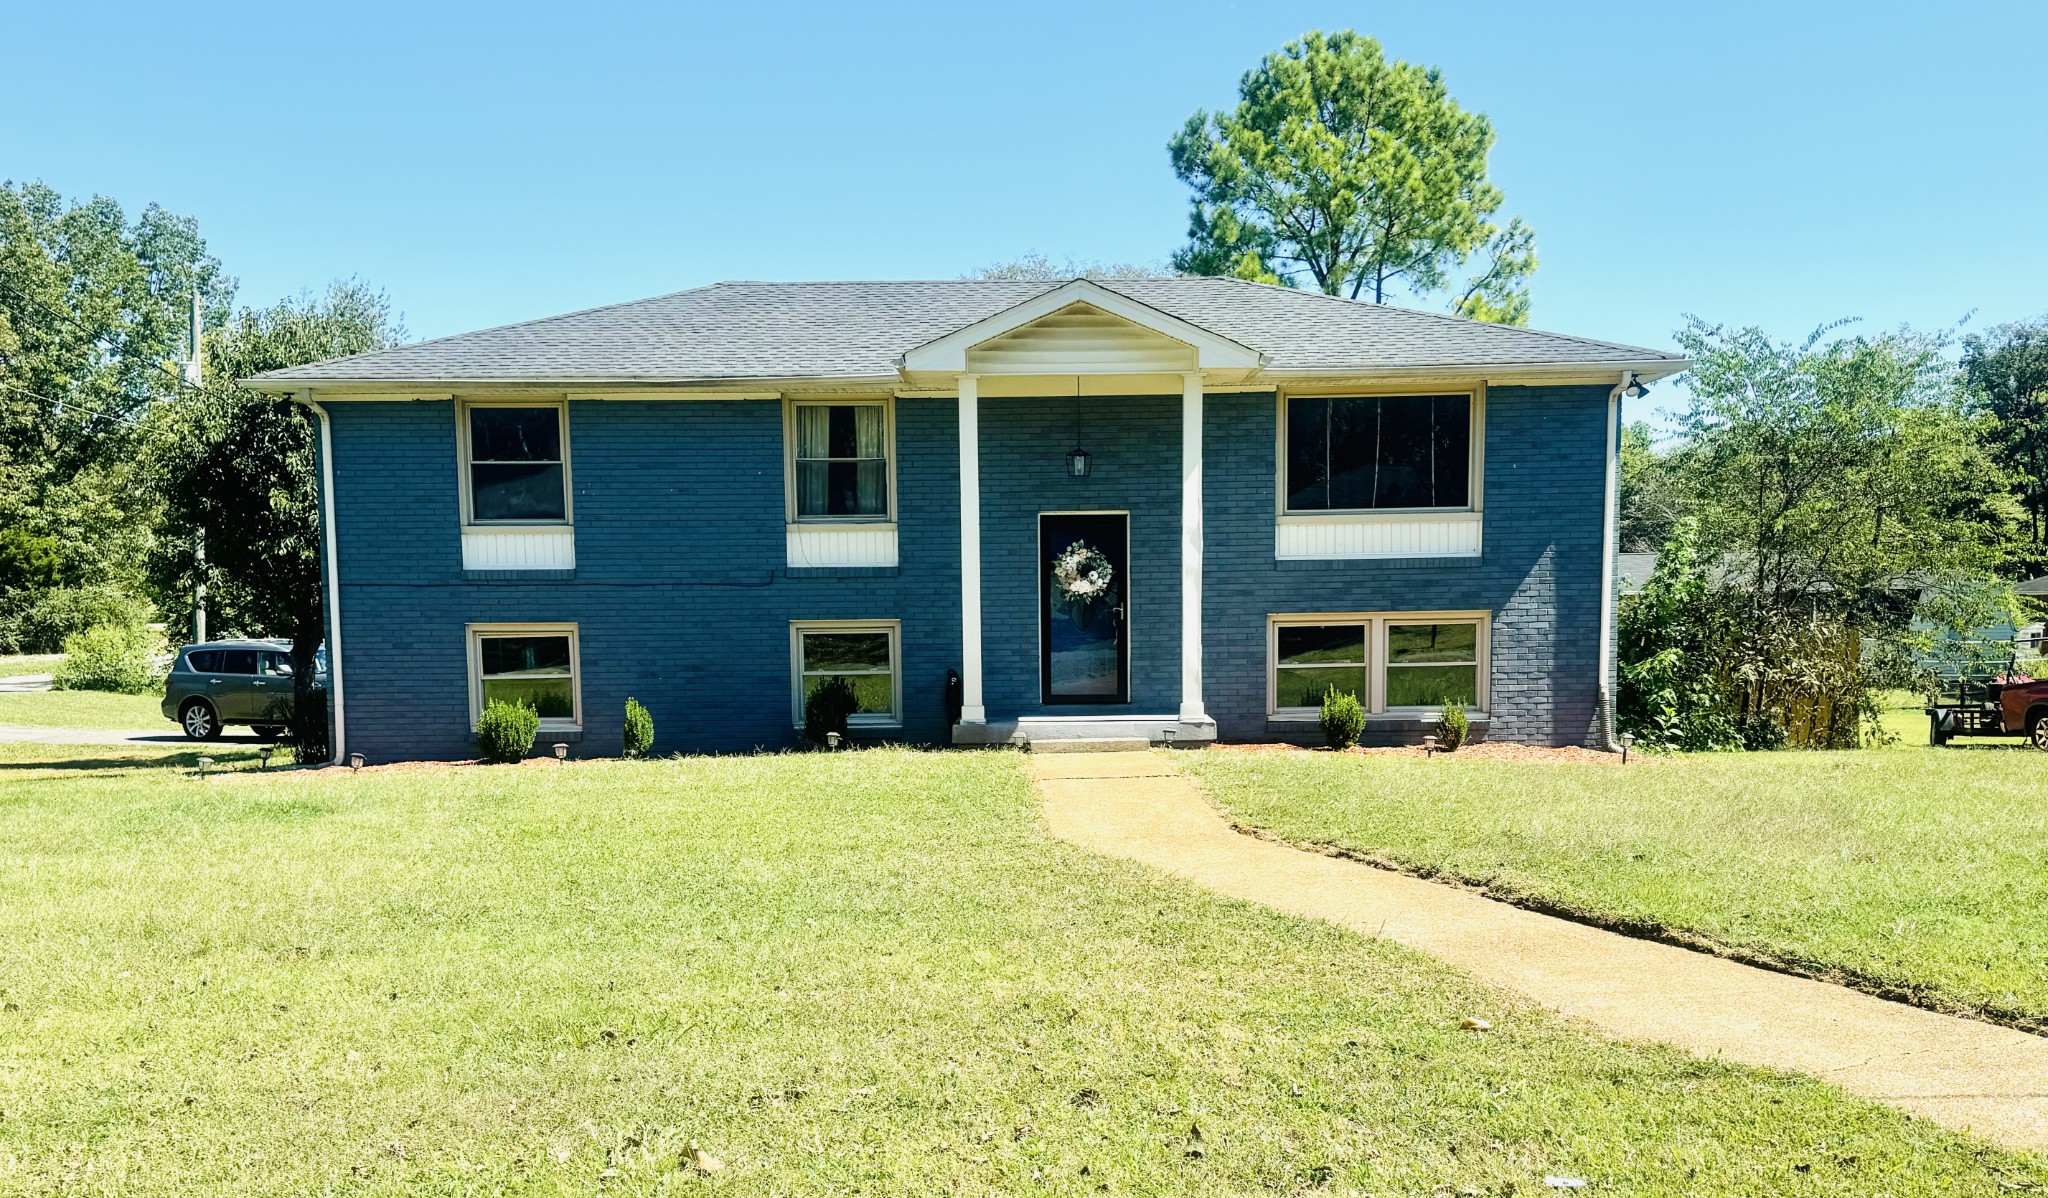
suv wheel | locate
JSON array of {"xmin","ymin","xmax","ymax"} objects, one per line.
[{"xmin": 180, "ymin": 699, "xmax": 221, "ymax": 741}]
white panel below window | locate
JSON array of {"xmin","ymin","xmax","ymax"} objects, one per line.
[
  {"xmin": 462, "ymin": 528, "xmax": 576, "ymax": 571},
  {"xmin": 786, "ymin": 523, "xmax": 898, "ymax": 568},
  {"xmin": 1275, "ymin": 514, "xmax": 1481, "ymax": 560}
]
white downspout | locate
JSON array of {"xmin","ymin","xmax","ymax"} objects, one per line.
[
  {"xmin": 1596, "ymin": 372, "xmax": 1635, "ymax": 751},
  {"xmin": 303, "ymin": 393, "xmax": 346, "ymax": 766}
]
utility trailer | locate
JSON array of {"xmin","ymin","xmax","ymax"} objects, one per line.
[{"xmin": 1924, "ymin": 640, "xmax": 2048, "ymax": 748}]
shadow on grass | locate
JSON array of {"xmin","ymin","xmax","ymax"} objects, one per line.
[{"xmin": 0, "ymin": 748, "xmax": 270, "ymax": 774}]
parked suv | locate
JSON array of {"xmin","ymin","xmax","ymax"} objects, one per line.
[{"xmin": 162, "ymin": 640, "xmax": 323, "ymax": 741}]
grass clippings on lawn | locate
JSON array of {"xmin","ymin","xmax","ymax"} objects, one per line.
[
  {"xmin": 1, "ymin": 743, "xmax": 2043, "ymax": 1195},
  {"xmin": 1186, "ymin": 744, "xmax": 2048, "ymax": 1029}
]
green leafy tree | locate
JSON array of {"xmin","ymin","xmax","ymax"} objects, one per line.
[
  {"xmin": 1619, "ymin": 421, "xmax": 1684, "ymax": 552},
  {"xmin": 1617, "ymin": 519, "xmax": 1738, "ymax": 750},
  {"xmin": 0, "ymin": 182, "xmax": 231, "ymax": 633},
  {"xmin": 1665, "ymin": 318, "xmax": 2017, "ymax": 745},
  {"xmin": 146, "ymin": 280, "xmax": 404, "ymax": 755},
  {"xmin": 1168, "ymin": 30, "xmax": 1536, "ymax": 322},
  {"xmin": 964, "ymin": 254, "xmax": 1175, "ymax": 281},
  {"xmin": 1960, "ymin": 317, "xmax": 2048, "ymax": 565}
]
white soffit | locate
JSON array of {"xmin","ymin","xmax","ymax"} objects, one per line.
[{"xmin": 898, "ymin": 278, "xmax": 1266, "ymax": 376}]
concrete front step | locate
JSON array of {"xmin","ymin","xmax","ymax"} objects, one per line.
[
  {"xmin": 1025, "ymin": 737, "xmax": 1151, "ymax": 754},
  {"xmin": 952, "ymin": 714, "xmax": 1218, "ymax": 749}
]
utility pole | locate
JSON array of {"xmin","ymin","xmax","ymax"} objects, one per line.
[{"xmin": 185, "ymin": 292, "xmax": 206, "ymax": 642}]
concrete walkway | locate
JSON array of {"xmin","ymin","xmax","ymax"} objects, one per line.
[
  {"xmin": 1030, "ymin": 751, "xmax": 2048, "ymax": 1154},
  {"xmin": 0, "ymin": 673, "xmax": 54, "ymax": 693}
]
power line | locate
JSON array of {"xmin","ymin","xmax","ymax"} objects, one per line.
[
  {"xmin": 0, "ymin": 379, "xmax": 144, "ymax": 427},
  {"xmin": 0, "ymin": 275, "xmax": 211, "ymax": 399}
]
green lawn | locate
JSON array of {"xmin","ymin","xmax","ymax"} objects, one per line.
[
  {"xmin": 0, "ymin": 653, "xmax": 61, "ymax": 678},
  {"xmin": 0, "ymin": 686, "xmax": 170, "ymax": 729},
  {"xmin": 0, "ymin": 746, "xmax": 2040, "ymax": 1194},
  {"xmin": 1186, "ymin": 745, "xmax": 2048, "ymax": 1027}
]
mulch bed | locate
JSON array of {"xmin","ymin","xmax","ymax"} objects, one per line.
[{"xmin": 1210, "ymin": 742, "xmax": 1625, "ymax": 764}]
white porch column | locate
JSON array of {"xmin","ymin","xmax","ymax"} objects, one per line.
[
  {"xmin": 957, "ymin": 374, "xmax": 986, "ymax": 724},
  {"xmin": 1179, "ymin": 371, "xmax": 1206, "ymax": 721}
]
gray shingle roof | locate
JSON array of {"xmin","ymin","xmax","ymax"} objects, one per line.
[{"xmin": 249, "ymin": 277, "xmax": 1684, "ymax": 386}]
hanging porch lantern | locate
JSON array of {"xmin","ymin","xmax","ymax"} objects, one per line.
[{"xmin": 1066, "ymin": 446, "xmax": 1093, "ymax": 477}]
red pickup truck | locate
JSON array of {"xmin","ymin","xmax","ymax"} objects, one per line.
[{"xmin": 1927, "ymin": 673, "xmax": 2048, "ymax": 748}]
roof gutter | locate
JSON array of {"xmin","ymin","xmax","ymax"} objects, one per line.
[
  {"xmin": 293, "ymin": 391, "xmax": 346, "ymax": 766},
  {"xmin": 1596, "ymin": 370, "xmax": 1647, "ymax": 752}
]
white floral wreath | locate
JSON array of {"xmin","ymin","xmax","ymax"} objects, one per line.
[{"xmin": 1052, "ymin": 541, "xmax": 1114, "ymax": 600}]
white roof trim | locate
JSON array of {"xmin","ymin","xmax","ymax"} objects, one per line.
[{"xmin": 896, "ymin": 278, "xmax": 1267, "ymax": 375}]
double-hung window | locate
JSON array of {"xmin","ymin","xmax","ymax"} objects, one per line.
[
  {"xmin": 1269, "ymin": 613, "xmax": 1487, "ymax": 717},
  {"xmin": 1384, "ymin": 622, "xmax": 1481, "ymax": 708},
  {"xmin": 468, "ymin": 624, "xmax": 581, "ymax": 728},
  {"xmin": 790, "ymin": 620, "xmax": 900, "ymax": 727},
  {"xmin": 1284, "ymin": 394, "xmax": 1473, "ymax": 512},
  {"xmin": 789, "ymin": 401, "xmax": 891, "ymax": 521},
  {"xmin": 464, "ymin": 403, "xmax": 569, "ymax": 524}
]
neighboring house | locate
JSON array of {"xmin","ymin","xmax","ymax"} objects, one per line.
[{"xmin": 246, "ymin": 278, "xmax": 1686, "ymax": 761}]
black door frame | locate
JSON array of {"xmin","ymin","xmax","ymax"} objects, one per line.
[{"xmin": 1038, "ymin": 511, "xmax": 1131, "ymax": 705}]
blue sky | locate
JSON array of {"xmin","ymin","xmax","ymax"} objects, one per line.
[{"xmin": 8, "ymin": 1, "xmax": 2045, "ymax": 423}]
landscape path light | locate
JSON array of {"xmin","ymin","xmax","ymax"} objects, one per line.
[
  {"xmin": 1619, "ymin": 732, "xmax": 1635, "ymax": 765},
  {"xmin": 258, "ymin": 746, "xmax": 274, "ymax": 770},
  {"xmin": 348, "ymin": 752, "xmax": 364, "ymax": 773},
  {"xmin": 553, "ymin": 743, "xmax": 569, "ymax": 763},
  {"xmin": 1422, "ymin": 734, "xmax": 1438, "ymax": 759}
]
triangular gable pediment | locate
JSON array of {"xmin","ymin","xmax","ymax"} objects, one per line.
[{"xmin": 897, "ymin": 278, "xmax": 1266, "ymax": 376}]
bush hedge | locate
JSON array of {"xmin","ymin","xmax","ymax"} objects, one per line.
[
  {"xmin": 52, "ymin": 623, "xmax": 162, "ymax": 694},
  {"xmin": 623, "ymin": 697, "xmax": 654, "ymax": 758},
  {"xmin": 1319, "ymin": 686, "xmax": 1365, "ymax": 750},
  {"xmin": 476, "ymin": 699, "xmax": 539, "ymax": 764},
  {"xmin": 1436, "ymin": 699, "xmax": 1470, "ymax": 751}
]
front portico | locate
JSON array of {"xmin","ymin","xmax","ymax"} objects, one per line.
[{"xmin": 896, "ymin": 280, "xmax": 1267, "ymax": 747}]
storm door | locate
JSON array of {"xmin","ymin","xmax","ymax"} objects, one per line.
[{"xmin": 1040, "ymin": 513, "xmax": 1130, "ymax": 704}]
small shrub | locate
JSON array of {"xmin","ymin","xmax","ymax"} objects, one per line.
[
  {"xmin": 1436, "ymin": 699, "xmax": 1470, "ymax": 752},
  {"xmin": 623, "ymin": 696, "xmax": 654, "ymax": 758},
  {"xmin": 803, "ymin": 677, "xmax": 860, "ymax": 747},
  {"xmin": 52, "ymin": 623, "xmax": 162, "ymax": 694},
  {"xmin": 1319, "ymin": 686, "xmax": 1365, "ymax": 749},
  {"xmin": 0, "ymin": 585, "xmax": 152, "ymax": 654},
  {"xmin": 476, "ymin": 699, "xmax": 539, "ymax": 764}
]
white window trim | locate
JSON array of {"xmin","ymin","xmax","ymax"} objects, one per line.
[
  {"xmin": 790, "ymin": 619, "xmax": 903, "ymax": 729},
  {"xmin": 1267, "ymin": 610, "xmax": 1489, "ymax": 718},
  {"xmin": 466, "ymin": 622, "xmax": 583, "ymax": 732},
  {"xmin": 1274, "ymin": 387, "xmax": 1485, "ymax": 518},
  {"xmin": 457, "ymin": 399, "xmax": 573, "ymax": 528},
  {"xmin": 783, "ymin": 397, "xmax": 897, "ymax": 525}
]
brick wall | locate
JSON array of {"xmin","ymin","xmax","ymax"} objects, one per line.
[
  {"xmin": 329, "ymin": 398, "xmax": 960, "ymax": 760},
  {"xmin": 976, "ymin": 395, "xmax": 1181, "ymax": 714},
  {"xmin": 325, "ymin": 384, "xmax": 1608, "ymax": 759},
  {"xmin": 1202, "ymin": 385, "xmax": 1609, "ymax": 746}
]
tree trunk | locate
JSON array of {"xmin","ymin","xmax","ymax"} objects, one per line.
[{"xmin": 290, "ymin": 599, "xmax": 329, "ymax": 763}]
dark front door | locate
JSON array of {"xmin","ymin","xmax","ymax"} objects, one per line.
[{"xmin": 1040, "ymin": 513, "xmax": 1130, "ymax": 705}]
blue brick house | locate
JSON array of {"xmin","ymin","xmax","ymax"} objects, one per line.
[{"xmin": 245, "ymin": 278, "xmax": 1685, "ymax": 761}]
